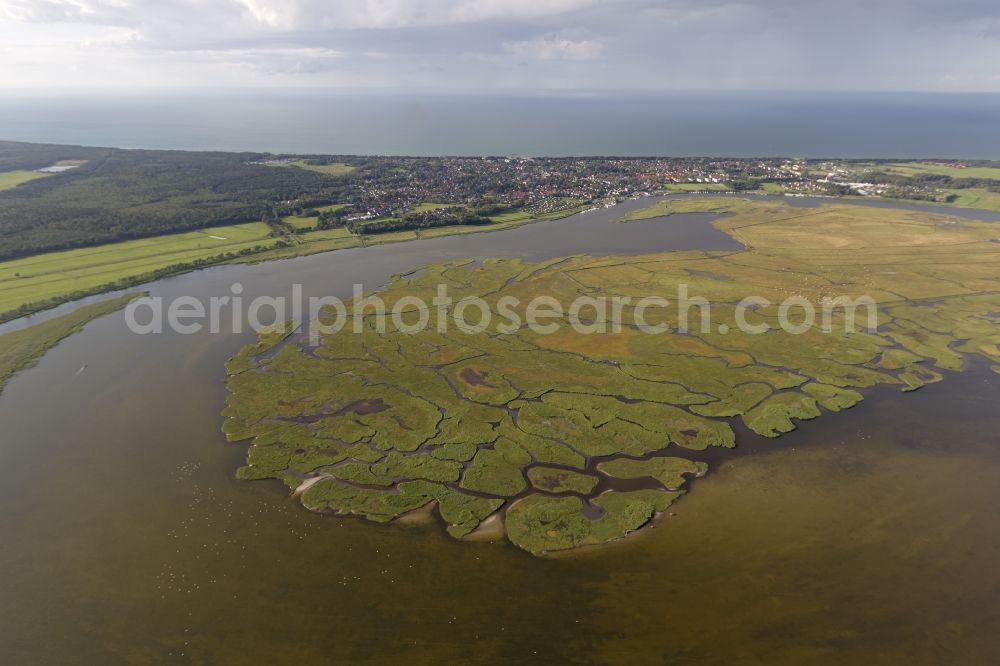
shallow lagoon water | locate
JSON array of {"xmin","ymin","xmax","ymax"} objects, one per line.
[{"xmin": 1, "ymin": 196, "xmax": 999, "ymax": 664}]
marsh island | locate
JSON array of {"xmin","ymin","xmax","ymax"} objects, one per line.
[{"xmin": 223, "ymin": 198, "xmax": 1000, "ymax": 554}]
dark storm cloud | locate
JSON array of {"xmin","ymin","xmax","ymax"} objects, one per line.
[{"xmin": 1, "ymin": 0, "xmax": 999, "ymax": 90}]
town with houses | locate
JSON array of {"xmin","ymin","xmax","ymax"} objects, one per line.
[{"xmin": 264, "ymin": 155, "xmax": 990, "ymax": 232}]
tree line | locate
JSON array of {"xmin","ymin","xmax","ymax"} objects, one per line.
[{"xmin": 0, "ymin": 142, "xmax": 357, "ymax": 260}]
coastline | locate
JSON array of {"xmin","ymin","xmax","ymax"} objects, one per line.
[{"xmin": 5, "ymin": 189, "xmax": 1000, "ymax": 333}]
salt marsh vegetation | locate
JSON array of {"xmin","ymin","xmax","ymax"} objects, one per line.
[{"xmin": 224, "ymin": 199, "xmax": 1000, "ymax": 553}]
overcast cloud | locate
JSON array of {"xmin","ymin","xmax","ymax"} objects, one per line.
[{"xmin": 2, "ymin": 0, "xmax": 1000, "ymax": 91}]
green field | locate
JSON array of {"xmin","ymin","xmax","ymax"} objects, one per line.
[
  {"xmin": 298, "ymin": 227, "xmax": 355, "ymax": 242},
  {"xmin": 0, "ymin": 170, "xmax": 49, "ymax": 191},
  {"xmin": 286, "ymin": 160, "xmax": 356, "ymax": 177},
  {"xmin": 486, "ymin": 209, "xmax": 534, "ymax": 224},
  {"xmin": 0, "ymin": 292, "xmax": 140, "ymax": 395},
  {"xmin": 941, "ymin": 188, "xmax": 1000, "ymax": 212},
  {"xmin": 410, "ymin": 202, "xmax": 461, "ymax": 213},
  {"xmin": 0, "ymin": 223, "xmax": 276, "ymax": 318},
  {"xmin": 758, "ymin": 182, "xmax": 785, "ymax": 194},
  {"xmin": 314, "ymin": 204, "xmax": 348, "ymax": 212},
  {"xmin": 0, "ymin": 198, "xmax": 588, "ymax": 320},
  {"xmin": 663, "ymin": 182, "xmax": 729, "ymax": 192},
  {"xmin": 282, "ymin": 204, "xmax": 349, "ymax": 231},
  {"xmin": 887, "ymin": 162, "xmax": 1000, "ymax": 180},
  {"xmin": 282, "ymin": 215, "xmax": 320, "ymax": 231}
]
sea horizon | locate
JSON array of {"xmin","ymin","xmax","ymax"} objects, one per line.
[{"xmin": 2, "ymin": 90, "xmax": 998, "ymax": 159}]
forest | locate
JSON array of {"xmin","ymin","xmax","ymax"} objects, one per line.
[{"xmin": 0, "ymin": 141, "xmax": 356, "ymax": 260}]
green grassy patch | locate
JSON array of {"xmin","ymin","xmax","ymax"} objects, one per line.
[
  {"xmin": 282, "ymin": 214, "xmax": 320, "ymax": 231},
  {"xmin": 743, "ymin": 393, "xmax": 822, "ymax": 438},
  {"xmin": 940, "ymin": 188, "xmax": 1000, "ymax": 212},
  {"xmin": 597, "ymin": 457, "xmax": 707, "ymax": 491},
  {"xmin": 410, "ymin": 202, "xmax": 461, "ymax": 213},
  {"xmin": 663, "ymin": 182, "xmax": 729, "ymax": 192},
  {"xmin": 0, "ymin": 170, "xmax": 49, "ymax": 191},
  {"xmin": 505, "ymin": 490, "xmax": 680, "ymax": 555},
  {"xmin": 527, "ymin": 467, "xmax": 598, "ymax": 494},
  {"xmin": 0, "ymin": 222, "xmax": 276, "ymax": 320},
  {"xmin": 488, "ymin": 209, "xmax": 534, "ymax": 224},
  {"xmin": 887, "ymin": 162, "xmax": 1000, "ymax": 180},
  {"xmin": 286, "ymin": 160, "xmax": 356, "ymax": 177}
]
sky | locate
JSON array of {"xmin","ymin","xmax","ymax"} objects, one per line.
[{"xmin": 2, "ymin": 0, "xmax": 1000, "ymax": 92}]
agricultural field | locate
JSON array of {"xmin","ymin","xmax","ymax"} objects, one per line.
[
  {"xmin": 282, "ymin": 216, "xmax": 321, "ymax": 232},
  {"xmin": 410, "ymin": 202, "xmax": 462, "ymax": 213},
  {"xmin": 0, "ymin": 170, "xmax": 49, "ymax": 191},
  {"xmin": 486, "ymin": 209, "xmax": 534, "ymax": 224},
  {"xmin": 758, "ymin": 182, "xmax": 786, "ymax": 194},
  {"xmin": 886, "ymin": 161, "xmax": 1000, "ymax": 180},
  {"xmin": 223, "ymin": 198, "xmax": 1000, "ymax": 555},
  {"xmin": 941, "ymin": 188, "xmax": 1000, "ymax": 212},
  {"xmin": 295, "ymin": 227, "xmax": 356, "ymax": 243},
  {"xmin": 285, "ymin": 160, "xmax": 357, "ymax": 177},
  {"xmin": 662, "ymin": 182, "xmax": 729, "ymax": 192},
  {"xmin": 0, "ymin": 223, "xmax": 276, "ymax": 319},
  {"xmin": 281, "ymin": 204, "xmax": 349, "ymax": 231}
]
